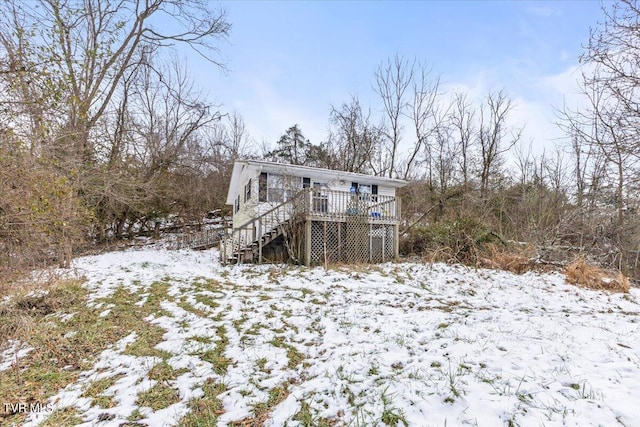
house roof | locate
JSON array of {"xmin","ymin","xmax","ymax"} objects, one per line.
[{"xmin": 226, "ymin": 159, "xmax": 408, "ymax": 205}]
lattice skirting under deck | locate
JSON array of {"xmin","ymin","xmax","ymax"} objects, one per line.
[{"xmin": 304, "ymin": 220, "xmax": 396, "ymax": 265}]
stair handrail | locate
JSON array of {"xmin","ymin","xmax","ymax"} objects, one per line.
[{"xmin": 223, "ymin": 188, "xmax": 311, "ymax": 263}]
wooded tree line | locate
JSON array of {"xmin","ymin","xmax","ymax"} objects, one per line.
[
  {"xmin": 0, "ymin": 0, "xmax": 242, "ymax": 274},
  {"xmin": 264, "ymin": 1, "xmax": 640, "ymax": 278},
  {"xmin": 2, "ymin": 0, "xmax": 640, "ymax": 279}
]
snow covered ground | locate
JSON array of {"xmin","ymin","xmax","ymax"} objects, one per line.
[{"xmin": 14, "ymin": 247, "xmax": 640, "ymax": 426}]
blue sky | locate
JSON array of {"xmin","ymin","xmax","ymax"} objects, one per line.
[{"xmin": 190, "ymin": 1, "xmax": 604, "ymax": 153}]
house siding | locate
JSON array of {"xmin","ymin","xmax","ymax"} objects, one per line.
[
  {"xmin": 241, "ymin": 172, "xmax": 397, "ymax": 227},
  {"xmin": 232, "ymin": 164, "xmax": 259, "ymax": 229},
  {"xmin": 223, "ymin": 160, "xmax": 407, "ymax": 266}
]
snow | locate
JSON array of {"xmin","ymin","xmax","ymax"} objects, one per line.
[
  {"xmin": 13, "ymin": 247, "xmax": 640, "ymax": 426},
  {"xmin": 0, "ymin": 340, "xmax": 34, "ymax": 372}
]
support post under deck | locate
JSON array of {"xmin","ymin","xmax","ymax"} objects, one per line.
[{"xmin": 304, "ymin": 219, "xmax": 312, "ymax": 266}]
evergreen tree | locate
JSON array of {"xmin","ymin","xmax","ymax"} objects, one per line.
[{"xmin": 268, "ymin": 125, "xmax": 315, "ymax": 165}]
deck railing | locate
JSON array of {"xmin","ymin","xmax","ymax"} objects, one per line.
[
  {"xmin": 293, "ymin": 188, "xmax": 400, "ymax": 222},
  {"xmin": 221, "ymin": 188, "xmax": 401, "ymax": 263},
  {"xmin": 174, "ymin": 228, "xmax": 224, "ymax": 250}
]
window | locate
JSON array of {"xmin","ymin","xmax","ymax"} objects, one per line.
[
  {"xmin": 267, "ymin": 174, "xmax": 285, "ymax": 203},
  {"xmin": 303, "ymin": 177, "xmax": 311, "ymax": 188},
  {"xmin": 359, "ymin": 184, "xmax": 372, "ymax": 194},
  {"xmin": 244, "ymin": 179, "xmax": 252, "ymax": 203},
  {"xmin": 265, "ymin": 174, "xmax": 301, "ymax": 203},
  {"xmin": 259, "ymin": 173, "xmax": 267, "ymax": 202},
  {"xmin": 234, "ymin": 195, "xmax": 240, "ymax": 213},
  {"xmin": 351, "ymin": 182, "xmax": 377, "ymax": 201}
]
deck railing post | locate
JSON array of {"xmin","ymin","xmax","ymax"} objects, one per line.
[
  {"xmin": 305, "ymin": 219, "xmax": 312, "ymax": 266},
  {"xmin": 394, "ymin": 196, "xmax": 401, "ymax": 260},
  {"xmin": 258, "ymin": 218, "xmax": 263, "ymax": 264}
]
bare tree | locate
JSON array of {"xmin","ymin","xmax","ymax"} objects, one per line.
[
  {"xmin": 450, "ymin": 92, "xmax": 476, "ymax": 190},
  {"xmin": 327, "ymin": 96, "xmax": 384, "ymax": 174},
  {"xmin": 477, "ymin": 90, "xmax": 521, "ymax": 198},
  {"xmin": 0, "ymin": 0, "xmax": 229, "ymax": 163},
  {"xmin": 404, "ymin": 62, "xmax": 443, "ymax": 180},
  {"xmin": 374, "ymin": 54, "xmax": 414, "ymax": 178}
]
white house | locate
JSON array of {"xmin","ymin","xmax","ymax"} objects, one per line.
[{"xmin": 222, "ymin": 159, "xmax": 407, "ymax": 265}]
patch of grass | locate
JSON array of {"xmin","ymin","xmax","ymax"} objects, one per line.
[
  {"xmin": 444, "ymin": 362, "xmax": 467, "ymax": 402},
  {"xmin": 123, "ymin": 324, "xmax": 170, "ymax": 358},
  {"xmin": 190, "ymin": 335, "xmax": 212, "ymax": 345},
  {"xmin": 293, "ymin": 401, "xmax": 335, "ymax": 427},
  {"xmin": 0, "ymin": 278, "xmax": 176, "ymax": 426},
  {"xmin": 180, "ymin": 378, "xmax": 227, "ymax": 426},
  {"xmin": 233, "ymin": 383, "xmax": 290, "ymax": 426},
  {"xmin": 136, "ymin": 382, "xmax": 180, "ymax": 411},
  {"xmin": 127, "ymin": 408, "xmax": 144, "ymax": 421},
  {"xmin": 0, "ymin": 280, "xmax": 93, "ymax": 425},
  {"xmin": 256, "ymin": 357, "xmax": 269, "ymax": 372},
  {"xmin": 299, "ymin": 287, "xmax": 314, "ymax": 297},
  {"xmin": 232, "ymin": 314, "xmax": 249, "ymax": 331},
  {"xmin": 133, "ymin": 361, "xmax": 188, "ymax": 411},
  {"xmin": 142, "ymin": 281, "xmax": 172, "ymax": 312},
  {"xmin": 564, "ymin": 257, "xmax": 630, "ymax": 293},
  {"xmin": 92, "ymin": 394, "xmax": 117, "ymax": 409},
  {"xmin": 267, "ymin": 268, "xmax": 284, "ymax": 284},
  {"xmin": 82, "ymin": 373, "xmax": 125, "ymax": 408},
  {"xmin": 148, "ymin": 360, "xmax": 189, "ymax": 383},
  {"xmin": 197, "ymin": 326, "xmax": 230, "ymax": 375},
  {"xmin": 194, "ymin": 294, "xmax": 220, "ymax": 309},
  {"xmin": 136, "ymin": 354, "xmax": 188, "ymax": 411},
  {"xmin": 257, "ymin": 384, "xmax": 289, "ymax": 414},
  {"xmin": 177, "ymin": 298, "xmax": 208, "ymax": 317},
  {"xmin": 269, "ymin": 336, "xmax": 305, "ymax": 369},
  {"xmin": 199, "ymin": 350, "xmax": 231, "ymax": 376},
  {"xmin": 0, "ymin": 278, "xmax": 85, "ymax": 343},
  {"xmin": 39, "ymin": 407, "xmax": 83, "ymax": 427},
  {"xmin": 381, "ymin": 407, "xmax": 408, "ymax": 427},
  {"xmin": 244, "ymin": 323, "xmax": 263, "ymax": 336},
  {"xmin": 380, "ymin": 387, "xmax": 408, "ymax": 427}
]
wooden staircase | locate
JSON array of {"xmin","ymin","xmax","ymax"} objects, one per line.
[
  {"xmin": 174, "ymin": 228, "xmax": 224, "ymax": 250},
  {"xmin": 221, "ymin": 191, "xmax": 306, "ymax": 265},
  {"xmin": 224, "ymin": 222, "xmax": 289, "ymax": 264}
]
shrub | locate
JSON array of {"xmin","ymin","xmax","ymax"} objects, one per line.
[
  {"xmin": 564, "ymin": 257, "xmax": 630, "ymax": 293},
  {"xmin": 479, "ymin": 243, "xmax": 535, "ymax": 274},
  {"xmin": 401, "ymin": 217, "xmax": 502, "ymax": 265}
]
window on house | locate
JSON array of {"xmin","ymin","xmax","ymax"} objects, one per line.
[
  {"xmin": 351, "ymin": 182, "xmax": 377, "ymax": 201},
  {"xmin": 244, "ymin": 179, "xmax": 252, "ymax": 203},
  {"xmin": 266, "ymin": 174, "xmax": 301, "ymax": 203},
  {"xmin": 259, "ymin": 173, "xmax": 267, "ymax": 202},
  {"xmin": 267, "ymin": 174, "xmax": 285, "ymax": 203},
  {"xmin": 303, "ymin": 177, "xmax": 311, "ymax": 188},
  {"xmin": 235, "ymin": 195, "xmax": 240, "ymax": 213}
]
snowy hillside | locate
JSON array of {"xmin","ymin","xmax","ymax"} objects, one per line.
[{"xmin": 8, "ymin": 248, "xmax": 640, "ymax": 426}]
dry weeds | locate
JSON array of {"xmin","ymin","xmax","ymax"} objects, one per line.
[
  {"xmin": 478, "ymin": 244, "xmax": 536, "ymax": 274},
  {"xmin": 564, "ymin": 257, "xmax": 630, "ymax": 293}
]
